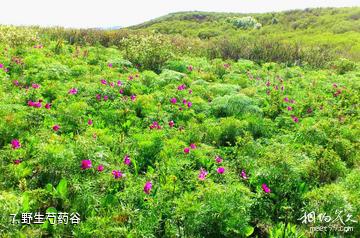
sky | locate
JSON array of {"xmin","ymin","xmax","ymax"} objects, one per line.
[{"xmin": 0, "ymin": 0, "xmax": 359, "ymax": 28}]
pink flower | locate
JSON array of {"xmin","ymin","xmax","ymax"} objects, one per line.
[
  {"xmin": 97, "ymin": 165, "xmax": 104, "ymax": 172},
  {"xmin": 262, "ymin": 183, "xmax": 271, "ymax": 193},
  {"xmin": 117, "ymin": 80, "xmax": 122, "ymax": 86},
  {"xmin": 266, "ymin": 81, "xmax": 271, "ymax": 87},
  {"xmin": 131, "ymin": 95, "xmax": 136, "ymax": 101},
  {"xmin": 198, "ymin": 168, "xmax": 208, "ymax": 181},
  {"xmin": 215, "ymin": 156, "xmax": 223, "ymax": 163},
  {"xmin": 333, "ymin": 83, "xmax": 338, "ymax": 88},
  {"xmin": 100, "ymin": 79, "xmax": 107, "ymax": 85},
  {"xmin": 14, "ymin": 159, "xmax": 22, "ymax": 165},
  {"xmin": 217, "ymin": 167, "xmax": 225, "ymax": 174},
  {"xmin": 184, "ymin": 147, "xmax": 190, "ymax": 154},
  {"xmin": 33, "ymin": 102, "xmax": 42, "ymax": 108},
  {"xmin": 150, "ymin": 121, "xmax": 161, "ymax": 130},
  {"xmin": 224, "ymin": 63, "xmax": 230, "ymax": 68},
  {"xmin": 32, "ymin": 83, "xmax": 40, "ymax": 89},
  {"xmin": 187, "ymin": 65, "xmax": 193, "ymax": 71},
  {"xmin": 88, "ymin": 119, "xmax": 93, "ymax": 125},
  {"xmin": 190, "ymin": 143, "xmax": 196, "ymax": 149},
  {"xmin": 45, "ymin": 103, "xmax": 51, "ymax": 109},
  {"xmin": 170, "ymin": 98, "xmax": 177, "ymax": 104},
  {"xmin": 281, "ymin": 86, "xmax": 285, "ymax": 91},
  {"xmin": 103, "ymin": 95, "xmax": 108, "ymax": 101},
  {"xmin": 96, "ymin": 94, "xmax": 101, "ymax": 100},
  {"xmin": 108, "ymin": 63, "xmax": 113, "ymax": 68},
  {"xmin": 0, "ymin": 63, "xmax": 3, "ymax": 68},
  {"xmin": 189, "ymin": 89, "xmax": 193, "ymax": 94},
  {"xmin": 13, "ymin": 80, "xmax": 19, "ymax": 86},
  {"xmin": 68, "ymin": 88, "xmax": 78, "ymax": 95},
  {"xmin": 307, "ymin": 108, "xmax": 313, "ymax": 114},
  {"xmin": 290, "ymin": 99, "xmax": 295, "ymax": 104},
  {"xmin": 144, "ymin": 181, "xmax": 152, "ymax": 194},
  {"xmin": 28, "ymin": 100, "xmax": 34, "ymax": 107},
  {"xmin": 284, "ymin": 97, "xmax": 289, "ymax": 102},
  {"xmin": 119, "ymin": 89, "xmax": 124, "ymax": 94},
  {"xmin": 128, "ymin": 75, "xmax": 134, "ymax": 80},
  {"xmin": 182, "ymin": 99, "xmax": 187, "ymax": 105},
  {"xmin": 81, "ymin": 160, "xmax": 92, "ymax": 170},
  {"xmin": 53, "ymin": 125, "xmax": 60, "ymax": 131},
  {"xmin": 169, "ymin": 120, "xmax": 174, "ymax": 128},
  {"xmin": 241, "ymin": 170, "xmax": 248, "ymax": 179},
  {"xmin": 112, "ymin": 170, "xmax": 123, "ymax": 179},
  {"xmin": 287, "ymin": 106, "xmax": 293, "ymax": 111},
  {"xmin": 187, "ymin": 102, "xmax": 192, "ymax": 108},
  {"xmin": 109, "ymin": 82, "xmax": 114, "ymax": 87},
  {"xmin": 11, "ymin": 139, "xmax": 21, "ymax": 149},
  {"xmin": 177, "ymin": 84, "xmax": 186, "ymax": 91},
  {"xmin": 124, "ymin": 155, "xmax": 131, "ymax": 165},
  {"xmin": 291, "ymin": 115, "xmax": 299, "ymax": 123}
]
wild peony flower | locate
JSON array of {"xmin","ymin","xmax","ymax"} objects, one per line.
[
  {"xmin": 177, "ymin": 84, "xmax": 186, "ymax": 91},
  {"xmin": 14, "ymin": 159, "xmax": 22, "ymax": 165},
  {"xmin": 119, "ymin": 89, "xmax": 124, "ymax": 94},
  {"xmin": 262, "ymin": 183, "xmax": 271, "ymax": 193},
  {"xmin": 182, "ymin": 99, "xmax": 187, "ymax": 105},
  {"xmin": 281, "ymin": 86, "xmax": 285, "ymax": 91},
  {"xmin": 184, "ymin": 147, "xmax": 190, "ymax": 154},
  {"xmin": 131, "ymin": 95, "xmax": 136, "ymax": 101},
  {"xmin": 117, "ymin": 80, "xmax": 122, "ymax": 86},
  {"xmin": 13, "ymin": 80, "xmax": 19, "ymax": 86},
  {"xmin": 287, "ymin": 106, "xmax": 293, "ymax": 111},
  {"xmin": 215, "ymin": 156, "xmax": 223, "ymax": 163},
  {"xmin": 290, "ymin": 99, "xmax": 295, "ymax": 104},
  {"xmin": 28, "ymin": 100, "xmax": 35, "ymax": 107},
  {"xmin": 81, "ymin": 160, "xmax": 92, "ymax": 170},
  {"xmin": 52, "ymin": 125, "xmax": 60, "ymax": 131},
  {"xmin": 266, "ymin": 81, "xmax": 271, "ymax": 87},
  {"xmin": 150, "ymin": 121, "xmax": 161, "ymax": 130},
  {"xmin": 96, "ymin": 94, "xmax": 101, "ymax": 100},
  {"xmin": 124, "ymin": 155, "xmax": 131, "ymax": 165},
  {"xmin": 169, "ymin": 120, "xmax": 175, "ymax": 128},
  {"xmin": 198, "ymin": 168, "xmax": 208, "ymax": 181},
  {"xmin": 144, "ymin": 181, "xmax": 152, "ymax": 194},
  {"xmin": 241, "ymin": 170, "xmax": 248, "ymax": 179},
  {"xmin": 45, "ymin": 103, "xmax": 51, "ymax": 109},
  {"xmin": 103, "ymin": 95, "xmax": 109, "ymax": 101},
  {"xmin": 291, "ymin": 115, "xmax": 299, "ymax": 123},
  {"xmin": 190, "ymin": 143, "xmax": 196, "ymax": 149},
  {"xmin": 33, "ymin": 102, "xmax": 42, "ymax": 108},
  {"xmin": 108, "ymin": 63, "xmax": 113, "ymax": 68},
  {"xmin": 189, "ymin": 89, "xmax": 193, "ymax": 94},
  {"xmin": 284, "ymin": 97, "xmax": 289, "ymax": 102},
  {"xmin": 187, "ymin": 102, "xmax": 192, "ymax": 108},
  {"xmin": 109, "ymin": 82, "xmax": 115, "ymax": 87},
  {"xmin": 97, "ymin": 165, "xmax": 104, "ymax": 172},
  {"xmin": 307, "ymin": 108, "xmax": 313, "ymax": 114},
  {"xmin": 217, "ymin": 167, "xmax": 225, "ymax": 174},
  {"xmin": 128, "ymin": 75, "xmax": 134, "ymax": 80},
  {"xmin": 32, "ymin": 84, "xmax": 40, "ymax": 89},
  {"xmin": 100, "ymin": 79, "xmax": 107, "ymax": 85},
  {"xmin": 11, "ymin": 139, "xmax": 21, "ymax": 149},
  {"xmin": 170, "ymin": 98, "xmax": 177, "ymax": 104},
  {"xmin": 88, "ymin": 119, "xmax": 93, "ymax": 125},
  {"xmin": 68, "ymin": 88, "xmax": 78, "ymax": 95},
  {"xmin": 112, "ymin": 170, "xmax": 123, "ymax": 179},
  {"xmin": 187, "ymin": 65, "xmax": 193, "ymax": 71},
  {"xmin": 0, "ymin": 63, "xmax": 3, "ymax": 68}
]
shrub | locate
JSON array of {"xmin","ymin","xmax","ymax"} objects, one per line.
[
  {"xmin": 210, "ymin": 94, "xmax": 261, "ymax": 117},
  {"xmin": 230, "ymin": 16, "xmax": 262, "ymax": 29}
]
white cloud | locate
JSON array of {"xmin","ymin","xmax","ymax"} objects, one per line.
[{"xmin": 0, "ymin": 0, "xmax": 358, "ymax": 28}]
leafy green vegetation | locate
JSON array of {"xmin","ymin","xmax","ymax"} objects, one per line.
[{"xmin": 0, "ymin": 6, "xmax": 359, "ymax": 238}]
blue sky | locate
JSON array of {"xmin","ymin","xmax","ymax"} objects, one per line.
[{"xmin": 1, "ymin": 0, "xmax": 359, "ymax": 28}]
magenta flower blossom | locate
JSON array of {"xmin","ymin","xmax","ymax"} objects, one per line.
[
  {"xmin": 291, "ymin": 115, "xmax": 299, "ymax": 123},
  {"xmin": 108, "ymin": 63, "xmax": 113, "ymax": 68},
  {"xmin": 177, "ymin": 84, "xmax": 186, "ymax": 91},
  {"xmin": 68, "ymin": 88, "xmax": 78, "ymax": 95},
  {"xmin": 274, "ymin": 85, "xmax": 279, "ymax": 90},
  {"xmin": 14, "ymin": 159, "xmax": 22, "ymax": 165},
  {"xmin": 128, "ymin": 75, "xmax": 134, "ymax": 80},
  {"xmin": 187, "ymin": 102, "xmax": 192, "ymax": 108},
  {"xmin": 88, "ymin": 119, "xmax": 93, "ymax": 125},
  {"xmin": 241, "ymin": 170, "xmax": 248, "ymax": 179},
  {"xmin": 96, "ymin": 94, "xmax": 101, "ymax": 100},
  {"xmin": 119, "ymin": 89, "xmax": 124, "ymax": 94},
  {"xmin": 117, "ymin": 80, "xmax": 122, "ymax": 86},
  {"xmin": 131, "ymin": 95, "xmax": 136, "ymax": 101},
  {"xmin": 103, "ymin": 95, "xmax": 108, "ymax": 101},
  {"xmin": 28, "ymin": 100, "xmax": 34, "ymax": 107},
  {"xmin": 182, "ymin": 99, "xmax": 187, "ymax": 105},
  {"xmin": 262, "ymin": 183, "xmax": 271, "ymax": 193},
  {"xmin": 169, "ymin": 120, "xmax": 174, "ymax": 128},
  {"xmin": 150, "ymin": 121, "xmax": 161, "ymax": 130},
  {"xmin": 190, "ymin": 143, "xmax": 196, "ymax": 149},
  {"xmin": 13, "ymin": 80, "xmax": 19, "ymax": 86},
  {"xmin": 281, "ymin": 86, "xmax": 285, "ymax": 91},
  {"xmin": 101, "ymin": 79, "xmax": 107, "ymax": 85},
  {"xmin": 109, "ymin": 82, "xmax": 114, "ymax": 87},
  {"xmin": 333, "ymin": 83, "xmax": 338, "ymax": 88},
  {"xmin": 224, "ymin": 63, "xmax": 230, "ymax": 68},
  {"xmin": 45, "ymin": 103, "xmax": 51, "ymax": 109},
  {"xmin": 33, "ymin": 101, "xmax": 42, "ymax": 108},
  {"xmin": 112, "ymin": 170, "xmax": 123, "ymax": 179},
  {"xmin": 170, "ymin": 98, "xmax": 177, "ymax": 104},
  {"xmin": 187, "ymin": 65, "xmax": 193, "ymax": 71},
  {"xmin": 97, "ymin": 165, "xmax": 104, "ymax": 172},
  {"xmin": 266, "ymin": 81, "xmax": 271, "ymax": 87},
  {"xmin": 53, "ymin": 125, "xmax": 60, "ymax": 131},
  {"xmin": 287, "ymin": 106, "xmax": 293, "ymax": 111},
  {"xmin": 215, "ymin": 156, "xmax": 223, "ymax": 163},
  {"xmin": 144, "ymin": 181, "xmax": 152, "ymax": 194},
  {"xmin": 284, "ymin": 97, "xmax": 289, "ymax": 102},
  {"xmin": 217, "ymin": 167, "xmax": 225, "ymax": 174},
  {"xmin": 11, "ymin": 139, "xmax": 21, "ymax": 149},
  {"xmin": 198, "ymin": 168, "xmax": 208, "ymax": 181},
  {"xmin": 307, "ymin": 108, "xmax": 313, "ymax": 114},
  {"xmin": 184, "ymin": 147, "xmax": 190, "ymax": 154},
  {"xmin": 0, "ymin": 63, "xmax": 3, "ymax": 68},
  {"xmin": 189, "ymin": 89, "xmax": 193, "ymax": 94},
  {"xmin": 290, "ymin": 99, "xmax": 295, "ymax": 104},
  {"xmin": 124, "ymin": 155, "xmax": 131, "ymax": 165},
  {"xmin": 81, "ymin": 160, "xmax": 92, "ymax": 170},
  {"xmin": 32, "ymin": 84, "xmax": 40, "ymax": 89}
]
